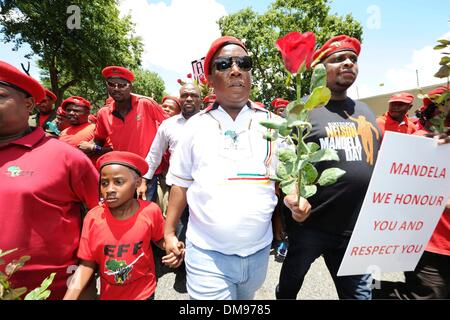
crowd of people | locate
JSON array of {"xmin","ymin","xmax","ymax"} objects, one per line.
[{"xmin": 0, "ymin": 32, "xmax": 449, "ymax": 300}]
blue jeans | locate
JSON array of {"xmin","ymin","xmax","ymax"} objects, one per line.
[
  {"xmin": 145, "ymin": 175, "xmax": 159, "ymax": 202},
  {"xmin": 185, "ymin": 240, "xmax": 270, "ymax": 300},
  {"xmin": 277, "ymin": 227, "xmax": 372, "ymax": 300}
]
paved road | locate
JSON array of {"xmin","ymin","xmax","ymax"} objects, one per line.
[{"xmin": 154, "ymin": 254, "xmax": 404, "ymax": 300}]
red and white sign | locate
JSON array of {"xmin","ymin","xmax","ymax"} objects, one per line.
[
  {"xmin": 338, "ymin": 131, "xmax": 450, "ymax": 276},
  {"xmin": 191, "ymin": 57, "xmax": 205, "ymax": 81}
]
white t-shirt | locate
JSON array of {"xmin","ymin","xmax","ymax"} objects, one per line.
[{"xmin": 169, "ymin": 103, "xmax": 286, "ymax": 256}]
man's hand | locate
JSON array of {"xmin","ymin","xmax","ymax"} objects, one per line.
[
  {"xmin": 137, "ymin": 178, "xmax": 147, "ymax": 200},
  {"xmin": 78, "ymin": 141, "xmax": 95, "ymax": 155},
  {"xmin": 433, "ymin": 132, "xmax": 450, "ymax": 145},
  {"xmin": 284, "ymin": 194, "xmax": 312, "ymax": 223},
  {"xmin": 163, "ymin": 234, "xmax": 185, "ymax": 268}
]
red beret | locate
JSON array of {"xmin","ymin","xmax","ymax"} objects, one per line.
[
  {"xmin": 44, "ymin": 89, "xmax": 57, "ymax": 102},
  {"xmin": 162, "ymin": 95, "xmax": 181, "ymax": 107},
  {"xmin": 271, "ymin": 98, "xmax": 289, "ymax": 109},
  {"xmin": 313, "ymin": 35, "xmax": 361, "ymax": 64},
  {"xmin": 97, "ymin": 151, "xmax": 149, "ymax": 176},
  {"xmin": 420, "ymin": 84, "xmax": 450, "ymax": 111},
  {"xmin": 204, "ymin": 36, "xmax": 247, "ymax": 80},
  {"xmin": 388, "ymin": 92, "xmax": 414, "ymax": 104},
  {"xmin": 203, "ymin": 94, "xmax": 216, "ymax": 104},
  {"xmin": 0, "ymin": 60, "xmax": 45, "ymax": 102},
  {"xmin": 61, "ymin": 96, "xmax": 92, "ymax": 110},
  {"xmin": 102, "ymin": 66, "xmax": 135, "ymax": 82}
]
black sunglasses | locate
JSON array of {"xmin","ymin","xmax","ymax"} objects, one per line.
[
  {"xmin": 106, "ymin": 81, "xmax": 130, "ymax": 89},
  {"xmin": 213, "ymin": 56, "xmax": 253, "ymax": 72}
]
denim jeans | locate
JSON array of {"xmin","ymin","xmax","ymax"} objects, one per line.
[
  {"xmin": 185, "ymin": 240, "xmax": 270, "ymax": 300},
  {"xmin": 277, "ymin": 226, "xmax": 372, "ymax": 300},
  {"xmin": 145, "ymin": 175, "xmax": 159, "ymax": 202}
]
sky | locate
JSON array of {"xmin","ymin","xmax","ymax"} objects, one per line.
[{"xmin": 1, "ymin": 0, "xmax": 449, "ymax": 101}]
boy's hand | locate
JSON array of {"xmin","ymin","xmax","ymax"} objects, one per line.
[{"xmin": 162, "ymin": 240, "xmax": 185, "ymax": 268}]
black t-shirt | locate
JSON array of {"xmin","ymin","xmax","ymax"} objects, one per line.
[{"xmin": 286, "ymin": 97, "xmax": 382, "ymax": 237}]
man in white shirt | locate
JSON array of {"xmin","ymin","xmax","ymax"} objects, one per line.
[{"xmin": 163, "ymin": 36, "xmax": 310, "ymax": 300}]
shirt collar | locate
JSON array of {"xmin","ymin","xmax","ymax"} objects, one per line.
[{"xmin": 7, "ymin": 127, "xmax": 45, "ymax": 149}]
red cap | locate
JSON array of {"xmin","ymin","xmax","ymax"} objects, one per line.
[
  {"xmin": 162, "ymin": 95, "xmax": 181, "ymax": 108},
  {"xmin": 203, "ymin": 94, "xmax": 216, "ymax": 104},
  {"xmin": 388, "ymin": 92, "xmax": 414, "ymax": 104},
  {"xmin": 204, "ymin": 36, "xmax": 247, "ymax": 80},
  {"xmin": 97, "ymin": 151, "xmax": 149, "ymax": 176},
  {"xmin": 313, "ymin": 35, "xmax": 361, "ymax": 64},
  {"xmin": 56, "ymin": 106, "xmax": 66, "ymax": 116},
  {"xmin": 0, "ymin": 60, "xmax": 45, "ymax": 102},
  {"xmin": 61, "ymin": 96, "xmax": 92, "ymax": 110},
  {"xmin": 271, "ymin": 98, "xmax": 289, "ymax": 109},
  {"xmin": 420, "ymin": 85, "xmax": 450, "ymax": 111},
  {"xmin": 102, "ymin": 66, "xmax": 135, "ymax": 82},
  {"xmin": 44, "ymin": 89, "xmax": 57, "ymax": 102}
]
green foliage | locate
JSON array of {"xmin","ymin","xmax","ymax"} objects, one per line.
[
  {"xmin": 132, "ymin": 69, "xmax": 166, "ymax": 104},
  {"xmin": 218, "ymin": 0, "xmax": 363, "ymax": 105},
  {"xmin": 0, "ymin": 248, "xmax": 55, "ymax": 300},
  {"xmin": 0, "ymin": 0, "xmax": 145, "ymax": 106},
  {"xmin": 260, "ymin": 63, "xmax": 345, "ymax": 200}
]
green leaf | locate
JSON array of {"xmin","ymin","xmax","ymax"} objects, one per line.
[
  {"xmin": 433, "ymin": 44, "xmax": 447, "ymax": 50},
  {"xmin": 278, "ymin": 148, "xmax": 297, "ymax": 163},
  {"xmin": 3, "ymin": 287, "xmax": 27, "ymax": 300},
  {"xmin": 259, "ymin": 118, "xmax": 287, "ymax": 130},
  {"xmin": 317, "ymin": 168, "xmax": 346, "ymax": 186},
  {"xmin": 300, "ymin": 184, "xmax": 317, "ymax": 198},
  {"xmin": 0, "ymin": 248, "xmax": 18, "ymax": 258},
  {"xmin": 263, "ymin": 131, "xmax": 279, "ymax": 141},
  {"xmin": 280, "ymin": 178, "xmax": 296, "ymax": 195},
  {"xmin": 308, "ymin": 148, "xmax": 340, "ymax": 163},
  {"xmin": 434, "ymin": 65, "xmax": 450, "ymax": 78},
  {"xmin": 304, "ymin": 86, "xmax": 331, "ymax": 110},
  {"xmin": 278, "ymin": 123, "xmax": 292, "ymax": 137},
  {"xmin": 310, "ymin": 64, "xmax": 327, "ymax": 92},
  {"xmin": 307, "ymin": 142, "xmax": 320, "ymax": 153},
  {"xmin": 437, "ymin": 39, "xmax": 450, "ymax": 45},
  {"xmin": 287, "ymin": 120, "xmax": 312, "ymax": 130},
  {"xmin": 439, "ymin": 56, "xmax": 450, "ymax": 65},
  {"xmin": 24, "ymin": 273, "xmax": 55, "ymax": 300},
  {"xmin": 286, "ymin": 100, "xmax": 303, "ymax": 117},
  {"xmin": 276, "ymin": 163, "xmax": 290, "ymax": 180},
  {"xmin": 302, "ymin": 163, "xmax": 318, "ymax": 185}
]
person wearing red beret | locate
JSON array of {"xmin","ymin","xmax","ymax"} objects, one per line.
[
  {"xmin": 64, "ymin": 151, "xmax": 182, "ymax": 300},
  {"xmin": 0, "ymin": 60, "xmax": 99, "ymax": 299},
  {"xmin": 163, "ymin": 36, "xmax": 304, "ymax": 300},
  {"xmin": 58, "ymin": 96, "xmax": 96, "ymax": 151},
  {"xmin": 32, "ymin": 88, "xmax": 58, "ymax": 135},
  {"xmin": 161, "ymin": 95, "xmax": 182, "ymax": 117},
  {"xmin": 55, "ymin": 106, "xmax": 70, "ymax": 133},
  {"xmin": 78, "ymin": 65, "xmax": 168, "ymax": 203},
  {"xmin": 271, "ymin": 98, "xmax": 289, "ymax": 117},
  {"xmin": 376, "ymin": 92, "xmax": 417, "ymax": 137}
]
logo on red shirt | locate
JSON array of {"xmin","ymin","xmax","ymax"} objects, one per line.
[{"xmin": 5, "ymin": 165, "xmax": 34, "ymax": 177}]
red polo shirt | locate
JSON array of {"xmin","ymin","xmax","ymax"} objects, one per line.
[
  {"xmin": 0, "ymin": 127, "xmax": 99, "ymax": 299},
  {"xmin": 59, "ymin": 122, "xmax": 95, "ymax": 147},
  {"xmin": 376, "ymin": 112, "xmax": 417, "ymax": 137},
  {"xmin": 94, "ymin": 94, "xmax": 168, "ymax": 174}
]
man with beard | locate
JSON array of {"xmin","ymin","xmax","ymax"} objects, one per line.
[{"xmin": 79, "ymin": 66, "xmax": 167, "ymax": 201}]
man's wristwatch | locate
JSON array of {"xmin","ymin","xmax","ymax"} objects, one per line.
[{"xmin": 93, "ymin": 144, "xmax": 102, "ymax": 154}]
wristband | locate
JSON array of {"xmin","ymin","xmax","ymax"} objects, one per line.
[{"xmin": 93, "ymin": 144, "xmax": 102, "ymax": 153}]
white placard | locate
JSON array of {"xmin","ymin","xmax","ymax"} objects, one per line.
[{"xmin": 337, "ymin": 131, "xmax": 450, "ymax": 276}]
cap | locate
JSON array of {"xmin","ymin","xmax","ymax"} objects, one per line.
[
  {"xmin": 313, "ymin": 35, "xmax": 361, "ymax": 64},
  {"xmin": 0, "ymin": 60, "xmax": 45, "ymax": 102},
  {"xmin": 96, "ymin": 151, "xmax": 149, "ymax": 176},
  {"xmin": 388, "ymin": 92, "xmax": 414, "ymax": 104},
  {"xmin": 271, "ymin": 98, "xmax": 289, "ymax": 109},
  {"xmin": 44, "ymin": 89, "xmax": 57, "ymax": 102},
  {"xmin": 204, "ymin": 36, "xmax": 247, "ymax": 79},
  {"xmin": 60, "ymin": 96, "xmax": 92, "ymax": 110},
  {"xmin": 102, "ymin": 66, "xmax": 135, "ymax": 82},
  {"xmin": 162, "ymin": 95, "xmax": 181, "ymax": 108}
]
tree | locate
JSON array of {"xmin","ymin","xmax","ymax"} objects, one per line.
[
  {"xmin": 218, "ymin": 0, "xmax": 363, "ymax": 106},
  {"xmin": 0, "ymin": 0, "xmax": 144, "ymax": 106},
  {"xmin": 132, "ymin": 69, "xmax": 166, "ymax": 103}
]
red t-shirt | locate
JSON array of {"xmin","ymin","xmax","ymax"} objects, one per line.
[
  {"xmin": 38, "ymin": 113, "xmax": 51, "ymax": 128},
  {"xmin": 0, "ymin": 127, "xmax": 99, "ymax": 299},
  {"xmin": 94, "ymin": 94, "xmax": 167, "ymax": 159},
  {"xmin": 78, "ymin": 200, "xmax": 165, "ymax": 300},
  {"xmin": 376, "ymin": 112, "xmax": 417, "ymax": 137},
  {"xmin": 59, "ymin": 123, "xmax": 95, "ymax": 147},
  {"xmin": 413, "ymin": 130, "xmax": 450, "ymax": 256}
]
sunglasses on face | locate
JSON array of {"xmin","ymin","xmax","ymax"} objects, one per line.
[
  {"xmin": 106, "ymin": 81, "xmax": 130, "ymax": 89},
  {"xmin": 213, "ymin": 56, "xmax": 253, "ymax": 72}
]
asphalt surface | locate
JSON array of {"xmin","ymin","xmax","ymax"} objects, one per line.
[{"xmin": 154, "ymin": 253, "xmax": 404, "ymax": 300}]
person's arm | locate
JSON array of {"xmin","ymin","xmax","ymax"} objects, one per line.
[
  {"xmin": 78, "ymin": 138, "xmax": 112, "ymax": 156},
  {"xmin": 63, "ymin": 260, "xmax": 96, "ymax": 300},
  {"xmin": 163, "ymin": 185, "xmax": 188, "ymax": 267}
]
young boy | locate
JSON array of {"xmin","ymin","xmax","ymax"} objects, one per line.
[{"xmin": 64, "ymin": 151, "xmax": 183, "ymax": 300}]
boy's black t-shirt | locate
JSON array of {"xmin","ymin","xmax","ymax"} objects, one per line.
[{"xmin": 286, "ymin": 97, "xmax": 382, "ymax": 237}]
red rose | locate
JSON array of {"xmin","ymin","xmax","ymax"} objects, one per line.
[
  {"xmin": 177, "ymin": 79, "xmax": 183, "ymax": 84},
  {"xmin": 199, "ymin": 74, "xmax": 207, "ymax": 85},
  {"xmin": 187, "ymin": 73, "xmax": 192, "ymax": 79},
  {"xmin": 276, "ymin": 31, "xmax": 316, "ymax": 74}
]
